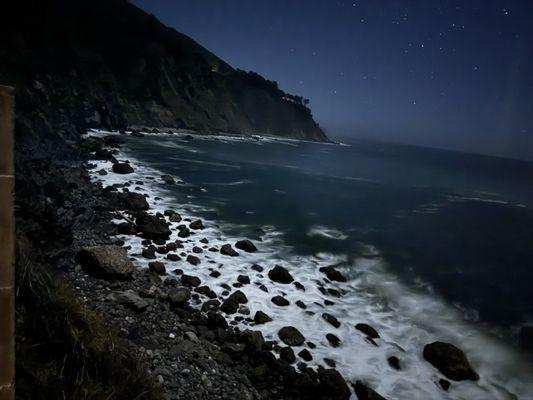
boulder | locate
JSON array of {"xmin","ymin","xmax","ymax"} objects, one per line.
[
  {"xmin": 220, "ymin": 290, "xmax": 248, "ymax": 314},
  {"xmin": 167, "ymin": 253, "xmax": 181, "ymax": 261},
  {"xmin": 322, "ymin": 313, "xmax": 341, "ymax": 328},
  {"xmin": 186, "ymin": 255, "xmax": 201, "ymax": 266},
  {"xmin": 77, "ymin": 245, "xmax": 133, "ymax": 280},
  {"xmin": 168, "ymin": 288, "xmax": 191, "ymax": 307},
  {"xmin": 280, "ymin": 346, "xmax": 296, "ymax": 364},
  {"xmin": 181, "ymin": 274, "xmax": 201, "ymax": 287},
  {"xmin": 161, "ymin": 174, "xmax": 175, "ymax": 184},
  {"xmin": 251, "ymin": 264, "xmax": 264, "ymax": 272},
  {"xmin": 268, "ymin": 265, "xmax": 294, "ymax": 284},
  {"xmin": 112, "ymin": 162, "xmax": 134, "ymax": 174},
  {"xmin": 195, "ymin": 286, "xmax": 217, "ymax": 299},
  {"xmin": 142, "ymin": 247, "xmax": 156, "ymax": 259},
  {"xmin": 117, "ymin": 290, "xmax": 149, "ymax": 312},
  {"xmin": 235, "ymin": 239, "xmax": 258, "ymax": 253},
  {"xmin": 388, "ymin": 356, "xmax": 401, "ymax": 370},
  {"xmin": 189, "ymin": 219, "xmax": 204, "ymax": 230},
  {"xmin": 355, "ymin": 323, "xmax": 380, "ymax": 339},
  {"xmin": 319, "ymin": 265, "xmax": 347, "ymax": 282},
  {"xmin": 254, "ymin": 311, "xmax": 272, "ymax": 325},
  {"xmin": 117, "ymin": 222, "xmax": 137, "ymax": 235},
  {"xmin": 278, "ymin": 326, "xmax": 305, "ymax": 346},
  {"xmin": 135, "ymin": 212, "xmax": 171, "ymax": 240},
  {"xmin": 120, "ymin": 192, "xmax": 149, "ymax": 211},
  {"xmin": 148, "ymin": 261, "xmax": 166, "ymax": 275},
  {"xmin": 298, "ymin": 349, "xmax": 312, "ymax": 361},
  {"xmin": 317, "ymin": 369, "xmax": 351, "ymax": 400},
  {"xmin": 237, "ymin": 275, "xmax": 250, "ymax": 285},
  {"xmin": 423, "ymin": 342, "xmax": 478, "ymax": 381},
  {"xmin": 352, "ymin": 381, "xmax": 387, "ymax": 400},
  {"xmin": 326, "ymin": 333, "xmax": 341, "ymax": 347},
  {"xmin": 220, "ymin": 244, "xmax": 239, "ymax": 256},
  {"xmin": 271, "ymin": 296, "xmax": 290, "ymax": 307}
]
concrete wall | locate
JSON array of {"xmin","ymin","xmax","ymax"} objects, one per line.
[{"xmin": 0, "ymin": 85, "xmax": 14, "ymax": 400}]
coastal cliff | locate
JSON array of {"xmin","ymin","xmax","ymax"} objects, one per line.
[{"xmin": 0, "ymin": 0, "xmax": 327, "ymax": 161}]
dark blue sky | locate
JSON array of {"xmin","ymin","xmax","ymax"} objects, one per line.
[{"xmin": 131, "ymin": 0, "xmax": 533, "ymax": 160}]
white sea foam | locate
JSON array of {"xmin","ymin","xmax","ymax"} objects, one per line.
[
  {"xmin": 87, "ymin": 130, "xmax": 533, "ymax": 400},
  {"xmin": 308, "ymin": 226, "xmax": 348, "ymax": 240}
]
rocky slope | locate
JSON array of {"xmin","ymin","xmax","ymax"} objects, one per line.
[{"xmin": 0, "ymin": 0, "xmax": 327, "ymax": 161}]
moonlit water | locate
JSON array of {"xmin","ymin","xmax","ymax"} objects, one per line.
[{"xmin": 89, "ymin": 130, "xmax": 533, "ymax": 399}]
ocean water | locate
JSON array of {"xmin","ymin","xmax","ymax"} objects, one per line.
[{"xmin": 90, "ymin": 131, "xmax": 533, "ymax": 399}]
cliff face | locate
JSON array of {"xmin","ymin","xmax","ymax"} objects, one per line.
[{"xmin": 0, "ymin": 0, "xmax": 327, "ymax": 159}]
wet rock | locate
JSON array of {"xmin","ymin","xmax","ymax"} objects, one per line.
[
  {"xmin": 322, "ymin": 313, "xmax": 341, "ymax": 328},
  {"xmin": 278, "ymin": 326, "xmax": 305, "ymax": 346},
  {"xmin": 117, "ymin": 222, "xmax": 137, "ymax": 235},
  {"xmin": 156, "ymin": 246, "xmax": 169, "ymax": 254},
  {"xmin": 166, "ymin": 253, "xmax": 181, "ymax": 261},
  {"xmin": 388, "ymin": 356, "xmax": 401, "ymax": 370},
  {"xmin": 355, "ymin": 323, "xmax": 380, "ymax": 339},
  {"xmin": 112, "ymin": 162, "xmax": 134, "ymax": 174},
  {"xmin": 280, "ymin": 347, "xmax": 296, "ymax": 364},
  {"xmin": 192, "ymin": 246, "xmax": 203, "ymax": 254},
  {"xmin": 168, "ymin": 288, "xmax": 191, "ymax": 307},
  {"xmin": 181, "ymin": 274, "xmax": 201, "ymax": 287},
  {"xmin": 166, "ymin": 242, "xmax": 178, "ymax": 251},
  {"xmin": 439, "ymin": 379, "xmax": 451, "ymax": 391},
  {"xmin": 148, "ymin": 261, "xmax": 166, "ymax": 275},
  {"xmin": 237, "ymin": 275, "xmax": 250, "ymax": 285},
  {"xmin": 423, "ymin": 341, "xmax": 479, "ymax": 381},
  {"xmin": 161, "ymin": 174, "xmax": 175, "ymax": 184},
  {"xmin": 117, "ymin": 289, "xmax": 149, "ymax": 312},
  {"xmin": 258, "ymin": 284, "xmax": 268, "ymax": 292},
  {"xmin": 298, "ymin": 349, "xmax": 313, "ymax": 361},
  {"xmin": 142, "ymin": 247, "xmax": 157, "ymax": 259},
  {"xmin": 220, "ymin": 244, "xmax": 239, "ymax": 256},
  {"xmin": 326, "ymin": 333, "xmax": 341, "ymax": 347},
  {"xmin": 189, "ymin": 220, "xmax": 204, "ymax": 230},
  {"xmin": 251, "ymin": 264, "xmax": 264, "ymax": 272},
  {"xmin": 120, "ymin": 192, "xmax": 149, "ymax": 211},
  {"xmin": 195, "ymin": 286, "xmax": 217, "ymax": 299},
  {"xmin": 296, "ymin": 300, "xmax": 307, "ymax": 309},
  {"xmin": 352, "ymin": 381, "xmax": 387, "ymax": 400},
  {"xmin": 220, "ymin": 290, "xmax": 248, "ymax": 314},
  {"xmin": 235, "ymin": 239, "xmax": 257, "ymax": 253},
  {"xmin": 186, "ymin": 255, "xmax": 201, "ymax": 266},
  {"xmin": 268, "ymin": 265, "xmax": 294, "ymax": 284},
  {"xmin": 293, "ymin": 281, "xmax": 305, "ymax": 291},
  {"xmin": 178, "ymin": 227, "xmax": 190, "ymax": 238},
  {"xmin": 324, "ymin": 358, "xmax": 336, "ymax": 368},
  {"xmin": 317, "ymin": 369, "xmax": 351, "ymax": 400},
  {"xmin": 135, "ymin": 212, "xmax": 171, "ymax": 240},
  {"xmin": 271, "ymin": 296, "xmax": 290, "ymax": 307},
  {"xmin": 77, "ymin": 245, "xmax": 133, "ymax": 280},
  {"xmin": 254, "ymin": 311, "xmax": 272, "ymax": 325},
  {"xmin": 319, "ymin": 265, "xmax": 347, "ymax": 282},
  {"xmin": 209, "ymin": 270, "xmax": 221, "ymax": 278}
]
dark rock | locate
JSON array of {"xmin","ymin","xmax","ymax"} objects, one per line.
[
  {"xmin": 254, "ymin": 311, "xmax": 272, "ymax": 325},
  {"xmin": 178, "ymin": 227, "xmax": 190, "ymax": 238},
  {"xmin": 423, "ymin": 341, "xmax": 479, "ymax": 381},
  {"xmin": 278, "ymin": 326, "xmax": 305, "ymax": 346},
  {"xmin": 117, "ymin": 290, "xmax": 149, "ymax": 312},
  {"xmin": 319, "ymin": 265, "xmax": 347, "ymax": 282},
  {"xmin": 388, "ymin": 356, "xmax": 401, "ymax": 370},
  {"xmin": 209, "ymin": 270, "xmax": 221, "ymax": 278},
  {"xmin": 326, "ymin": 333, "xmax": 341, "ymax": 347},
  {"xmin": 324, "ymin": 358, "xmax": 336, "ymax": 368},
  {"xmin": 186, "ymin": 255, "xmax": 201, "ymax": 266},
  {"xmin": 135, "ymin": 212, "xmax": 171, "ymax": 240},
  {"xmin": 322, "ymin": 313, "xmax": 341, "ymax": 328},
  {"xmin": 148, "ymin": 261, "xmax": 166, "ymax": 275},
  {"xmin": 120, "ymin": 192, "xmax": 149, "ymax": 211},
  {"xmin": 280, "ymin": 347, "xmax": 296, "ymax": 364},
  {"xmin": 251, "ymin": 264, "xmax": 264, "ymax": 272},
  {"xmin": 296, "ymin": 300, "xmax": 307, "ymax": 309},
  {"xmin": 271, "ymin": 296, "xmax": 290, "ymax": 307},
  {"xmin": 293, "ymin": 281, "xmax": 305, "ymax": 291},
  {"xmin": 181, "ymin": 274, "xmax": 201, "ymax": 287},
  {"xmin": 142, "ymin": 247, "xmax": 156, "ymax": 259},
  {"xmin": 117, "ymin": 222, "xmax": 137, "ymax": 235},
  {"xmin": 77, "ymin": 245, "xmax": 133, "ymax": 280},
  {"xmin": 353, "ymin": 381, "xmax": 387, "ymax": 400},
  {"xmin": 195, "ymin": 286, "xmax": 217, "ymax": 299},
  {"xmin": 439, "ymin": 379, "xmax": 451, "ymax": 391},
  {"xmin": 189, "ymin": 219, "xmax": 204, "ymax": 230},
  {"xmin": 161, "ymin": 174, "xmax": 175, "ymax": 184},
  {"xmin": 112, "ymin": 162, "xmax": 134, "ymax": 174},
  {"xmin": 192, "ymin": 246, "xmax": 203, "ymax": 254},
  {"xmin": 166, "ymin": 253, "xmax": 181, "ymax": 261},
  {"xmin": 355, "ymin": 323, "xmax": 380, "ymax": 339},
  {"xmin": 235, "ymin": 239, "xmax": 257, "ymax": 253},
  {"xmin": 268, "ymin": 265, "xmax": 294, "ymax": 284},
  {"xmin": 237, "ymin": 275, "xmax": 250, "ymax": 285},
  {"xmin": 220, "ymin": 244, "xmax": 239, "ymax": 256},
  {"xmin": 220, "ymin": 290, "xmax": 248, "ymax": 314},
  {"xmin": 317, "ymin": 369, "xmax": 351, "ymax": 400},
  {"xmin": 207, "ymin": 311, "xmax": 228, "ymax": 329},
  {"xmin": 168, "ymin": 288, "xmax": 191, "ymax": 307},
  {"xmin": 298, "ymin": 349, "xmax": 313, "ymax": 361}
]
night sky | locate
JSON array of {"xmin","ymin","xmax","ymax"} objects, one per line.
[{"xmin": 131, "ymin": 0, "xmax": 533, "ymax": 160}]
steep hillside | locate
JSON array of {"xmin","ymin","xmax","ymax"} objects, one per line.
[{"xmin": 0, "ymin": 0, "xmax": 327, "ymax": 160}]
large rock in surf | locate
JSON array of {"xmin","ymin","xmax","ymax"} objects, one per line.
[
  {"xmin": 254, "ymin": 310, "xmax": 272, "ymax": 324},
  {"xmin": 221, "ymin": 290, "xmax": 248, "ymax": 314},
  {"xmin": 319, "ymin": 265, "xmax": 347, "ymax": 282},
  {"xmin": 77, "ymin": 245, "xmax": 133, "ymax": 280},
  {"xmin": 112, "ymin": 162, "xmax": 134, "ymax": 174},
  {"xmin": 278, "ymin": 326, "xmax": 305, "ymax": 346},
  {"xmin": 119, "ymin": 192, "xmax": 149, "ymax": 211},
  {"xmin": 268, "ymin": 265, "xmax": 294, "ymax": 284},
  {"xmin": 355, "ymin": 323, "xmax": 380, "ymax": 339},
  {"xmin": 235, "ymin": 239, "xmax": 258, "ymax": 253},
  {"xmin": 220, "ymin": 244, "xmax": 239, "ymax": 257},
  {"xmin": 352, "ymin": 381, "xmax": 387, "ymax": 400},
  {"xmin": 317, "ymin": 369, "xmax": 351, "ymax": 400},
  {"xmin": 423, "ymin": 341, "xmax": 479, "ymax": 381},
  {"xmin": 135, "ymin": 212, "xmax": 171, "ymax": 240},
  {"xmin": 322, "ymin": 313, "xmax": 341, "ymax": 328}
]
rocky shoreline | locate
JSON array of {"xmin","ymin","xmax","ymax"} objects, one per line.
[{"xmin": 52, "ymin": 130, "xmax": 482, "ymax": 400}]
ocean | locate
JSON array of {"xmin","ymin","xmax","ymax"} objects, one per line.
[{"xmin": 91, "ymin": 131, "xmax": 533, "ymax": 399}]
